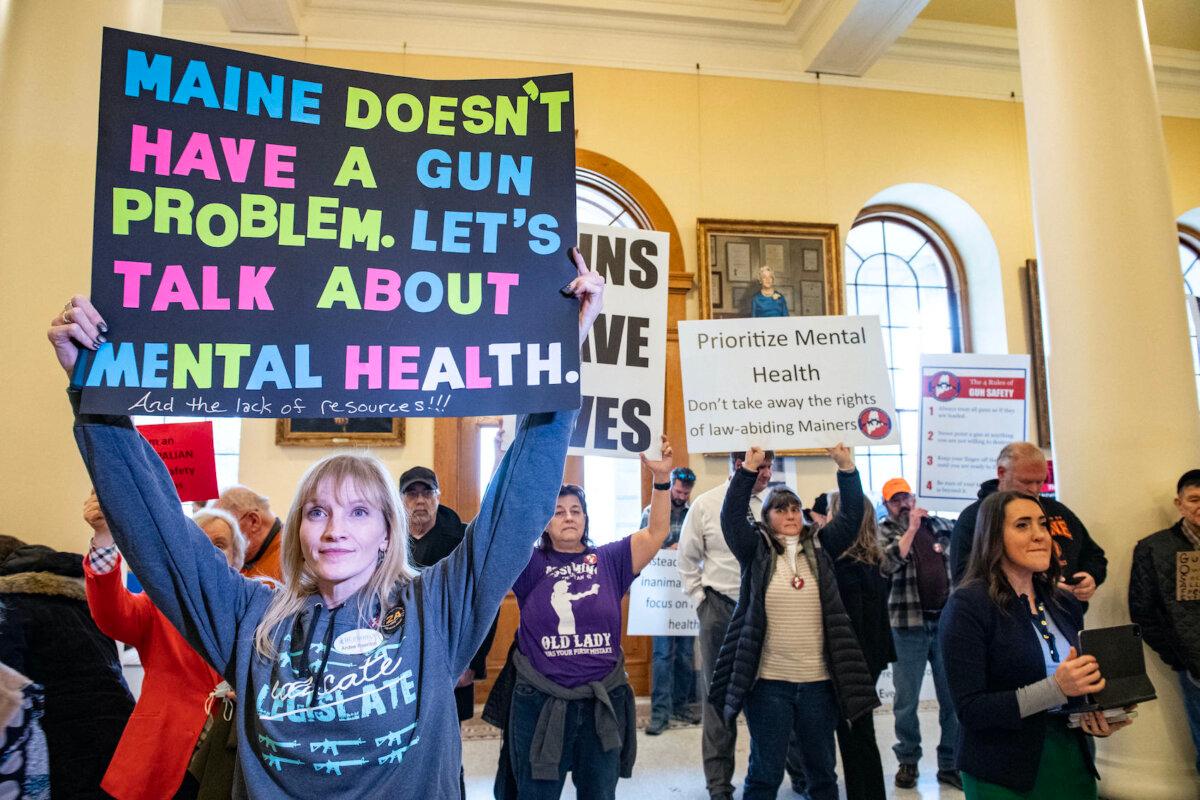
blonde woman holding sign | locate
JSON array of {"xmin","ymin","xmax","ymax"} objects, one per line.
[{"xmin": 46, "ymin": 250, "xmax": 603, "ymax": 799}]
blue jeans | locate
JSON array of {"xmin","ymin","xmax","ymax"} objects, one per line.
[
  {"xmin": 1181, "ymin": 670, "xmax": 1200, "ymax": 776},
  {"xmin": 743, "ymin": 679, "xmax": 839, "ymax": 800},
  {"xmin": 891, "ymin": 620, "xmax": 958, "ymax": 770},
  {"xmin": 508, "ymin": 681, "xmax": 629, "ymax": 800},
  {"xmin": 650, "ymin": 635, "xmax": 695, "ymax": 720}
]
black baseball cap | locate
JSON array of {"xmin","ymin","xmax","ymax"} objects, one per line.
[
  {"xmin": 809, "ymin": 492, "xmax": 829, "ymax": 517},
  {"xmin": 399, "ymin": 466, "xmax": 439, "ymax": 493},
  {"xmin": 671, "ymin": 467, "xmax": 697, "ymax": 484}
]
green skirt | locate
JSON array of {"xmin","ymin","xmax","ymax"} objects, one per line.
[{"xmin": 962, "ymin": 721, "xmax": 1097, "ymax": 800}]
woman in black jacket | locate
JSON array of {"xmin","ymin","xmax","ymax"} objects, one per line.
[
  {"xmin": 828, "ymin": 490, "xmax": 894, "ymax": 800},
  {"xmin": 710, "ymin": 445, "xmax": 879, "ymax": 800},
  {"xmin": 939, "ymin": 490, "xmax": 1134, "ymax": 798}
]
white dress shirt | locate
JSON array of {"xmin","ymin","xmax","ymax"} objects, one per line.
[{"xmin": 677, "ymin": 478, "xmax": 764, "ymax": 604}]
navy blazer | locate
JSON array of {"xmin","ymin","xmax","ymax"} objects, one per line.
[{"xmin": 939, "ymin": 580, "xmax": 1095, "ymax": 792}]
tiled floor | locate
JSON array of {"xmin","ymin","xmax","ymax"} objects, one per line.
[{"xmin": 463, "ymin": 706, "xmax": 963, "ymax": 799}]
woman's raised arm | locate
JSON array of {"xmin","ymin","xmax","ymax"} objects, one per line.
[{"xmin": 629, "ymin": 437, "xmax": 675, "ymax": 573}]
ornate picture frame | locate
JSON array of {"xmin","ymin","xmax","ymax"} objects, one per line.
[
  {"xmin": 275, "ymin": 417, "xmax": 406, "ymax": 447},
  {"xmin": 696, "ymin": 219, "xmax": 843, "ymax": 456},
  {"xmin": 697, "ymin": 219, "xmax": 843, "ymax": 321}
]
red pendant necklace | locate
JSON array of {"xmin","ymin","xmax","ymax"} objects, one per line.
[{"xmin": 783, "ymin": 542, "xmax": 806, "ymax": 590}]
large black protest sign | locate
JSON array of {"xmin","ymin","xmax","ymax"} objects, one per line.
[{"xmin": 77, "ymin": 28, "xmax": 579, "ymax": 418}]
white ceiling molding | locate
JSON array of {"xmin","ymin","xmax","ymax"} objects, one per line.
[
  {"xmin": 161, "ymin": 0, "xmax": 1200, "ymax": 118},
  {"xmin": 807, "ymin": 0, "xmax": 930, "ymax": 77},
  {"xmin": 214, "ymin": 0, "xmax": 299, "ymax": 34}
]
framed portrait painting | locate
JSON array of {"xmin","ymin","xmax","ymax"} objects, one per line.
[
  {"xmin": 698, "ymin": 219, "xmax": 843, "ymax": 321},
  {"xmin": 276, "ymin": 417, "xmax": 406, "ymax": 447}
]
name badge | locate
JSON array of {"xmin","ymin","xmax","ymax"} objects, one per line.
[{"xmin": 334, "ymin": 628, "xmax": 384, "ymax": 655}]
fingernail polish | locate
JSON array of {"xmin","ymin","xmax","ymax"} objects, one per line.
[
  {"xmin": 98, "ymin": 322, "xmax": 108, "ymax": 333},
  {"xmin": 97, "ymin": 335, "xmax": 107, "ymax": 344},
  {"xmin": 559, "ymin": 282, "xmax": 575, "ymax": 297}
]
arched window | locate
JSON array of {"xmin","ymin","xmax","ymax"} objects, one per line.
[
  {"xmin": 844, "ymin": 208, "xmax": 968, "ymax": 496},
  {"xmin": 1180, "ymin": 226, "xmax": 1200, "ymax": 399},
  {"xmin": 576, "ymin": 167, "xmax": 651, "ymax": 230}
]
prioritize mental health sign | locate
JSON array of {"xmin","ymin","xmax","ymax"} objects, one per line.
[
  {"xmin": 78, "ymin": 28, "xmax": 579, "ymax": 418},
  {"xmin": 570, "ymin": 223, "xmax": 669, "ymax": 458},
  {"xmin": 678, "ymin": 315, "xmax": 897, "ymax": 451},
  {"xmin": 917, "ymin": 353, "xmax": 1031, "ymax": 512}
]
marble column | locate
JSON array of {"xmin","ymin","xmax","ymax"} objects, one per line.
[{"xmin": 1015, "ymin": 1, "xmax": 1200, "ymax": 797}]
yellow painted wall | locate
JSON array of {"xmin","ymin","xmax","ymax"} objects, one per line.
[{"xmin": 5, "ymin": 37, "xmax": 1199, "ymax": 550}]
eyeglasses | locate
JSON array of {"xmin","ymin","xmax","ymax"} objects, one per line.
[
  {"xmin": 671, "ymin": 468, "xmax": 696, "ymax": 483},
  {"xmin": 403, "ymin": 488, "xmax": 437, "ymax": 500}
]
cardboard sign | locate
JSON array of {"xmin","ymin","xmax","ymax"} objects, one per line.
[
  {"xmin": 136, "ymin": 421, "xmax": 219, "ymax": 501},
  {"xmin": 677, "ymin": 315, "xmax": 898, "ymax": 452},
  {"xmin": 626, "ymin": 550, "xmax": 699, "ymax": 636},
  {"xmin": 917, "ymin": 353, "xmax": 1032, "ymax": 512},
  {"xmin": 570, "ymin": 224, "xmax": 669, "ymax": 458},
  {"xmin": 78, "ymin": 29, "xmax": 579, "ymax": 419},
  {"xmin": 1178, "ymin": 550, "xmax": 1200, "ymax": 602}
]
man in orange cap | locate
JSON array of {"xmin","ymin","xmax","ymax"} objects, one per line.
[{"xmin": 878, "ymin": 477, "xmax": 960, "ymax": 791}]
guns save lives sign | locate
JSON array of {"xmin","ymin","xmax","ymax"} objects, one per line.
[
  {"xmin": 78, "ymin": 28, "xmax": 579, "ymax": 419},
  {"xmin": 570, "ymin": 223, "xmax": 669, "ymax": 458}
]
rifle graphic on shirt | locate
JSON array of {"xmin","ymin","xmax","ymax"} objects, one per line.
[
  {"xmin": 258, "ymin": 734, "xmax": 300, "ymax": 752},
  {"xmin": 262, "ymin": 754, "xmax": 304, "ymax": 771},
  {"xmin": 377, "ymin": 735, "xmax": 420, "ymax": 765},
  {"xmin": 374, "ymin": 723, "xmax": 417, "ymax": 748},
  {"xmin": 310, "ymin": 738, "xmax": 366, "ymax": 755},
  {"xmin": 313, "ymin": 758, "xmax": 369, "ymax": 775}
]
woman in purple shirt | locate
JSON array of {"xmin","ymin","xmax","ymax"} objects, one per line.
[{"xmin": 490, "ymin": 437, "xmax": 676, "ymax": 800}]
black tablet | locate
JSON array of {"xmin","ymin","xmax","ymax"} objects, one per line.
[{"xmin": 1077, "ymin": 624, "xmax": 1157, "ymax": 711}]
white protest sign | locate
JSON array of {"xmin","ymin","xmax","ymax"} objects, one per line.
[
  {"xmin": 495, "ymin": 224, "xmax": 670, "ymax": 458},
  {"xmin": 677, "ymin": 315, "xmax": 898, "ymax": 452},
  {"xmin": 567, "ymin": 223, "xmax": 670, "ymax": 458},
  {"xmin": 917, "ymin": 353, "xmax": 1032, "ymax": 512},
  {"xmin": 627, "ymin": 549, "xmax": 699, "ymax": 636}
]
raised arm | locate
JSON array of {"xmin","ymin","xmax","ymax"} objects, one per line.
[
  {"xmin": 721, "ymin": 448, "xmax": 765, "ymax": 564},
  {"xmin": 629, "ymin": 436, "xmax": 675, "ymax": 573},
  {"xmin": 81, "ymin": 491, "xmax": 153, "ymax": 647},
  {"xmin": 814, "ymin": 444, "xmax": 863, "ymax": 560},
  {"xmin": 50, "ymin": 296, "xmax": 265, "ymax": 676},
  {"xmin": 421, "ymin": 247, "xmax": 602, "ymax": 674}
]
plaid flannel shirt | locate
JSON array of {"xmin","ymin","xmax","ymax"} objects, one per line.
[
  {"xmin": 640, "ymin": 502, "xmax": 689, "ymax": 548},
  {"xmin": 880, "ymin": 514, "xmax": 954, "ymax": 629},
  {"xmin": 87, "ymin": 541, "xmax": 120, "ymax": 574}
]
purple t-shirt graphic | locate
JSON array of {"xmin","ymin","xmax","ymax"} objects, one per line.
[{"xmin": 513, "ymin": 538, "xmax": 637, "ymax": 688}]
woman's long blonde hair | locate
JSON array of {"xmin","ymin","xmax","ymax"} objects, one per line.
[
  {"xmin": 253, "ymin": 452, "xmax": 417, "ymax": 658},
  {"xmin": 828, "ymin": 491, "xmax": 886, "ymax": 566}
]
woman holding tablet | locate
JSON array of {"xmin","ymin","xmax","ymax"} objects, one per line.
[{"xmin": 940, "ymin": 490, "xmax": 1134, "ymax": 799}]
